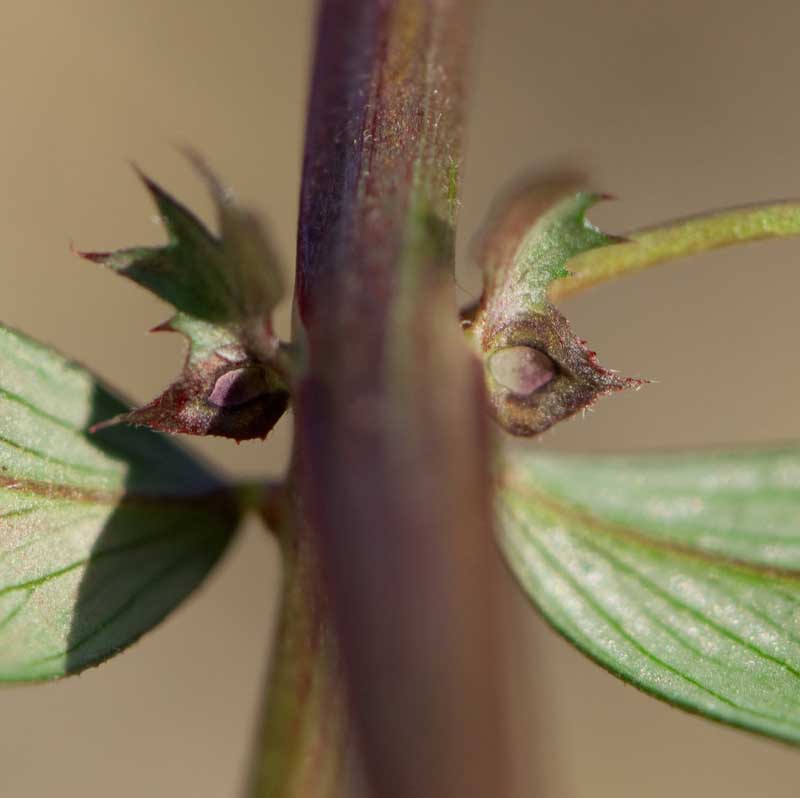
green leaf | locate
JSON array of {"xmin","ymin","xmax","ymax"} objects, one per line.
[
  {"xmin": 81, "ymin": 160, "xmax": 289, "ymax": 441},
  {"xmin": 499, "ymin": 443, "xmax": 800, "ymax": 743},
  {"xmin": 466, "ymin": 175, "xmax": 638, "ymax": 437},
  {"xmin": 473, "ymin": 177, "xmax": 620, "ymax": 311},
  {"xmin": 550, "ymin": 201, "xmax": 800, "ymax": 301},
  {"xmin": 0, "ymin": 324, "xmax": 240, "ymax": 681}
]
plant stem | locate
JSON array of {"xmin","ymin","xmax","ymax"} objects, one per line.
[
  {"xmin": 293, "ymin": 1, "xmax": 511, "ymax": 796},
  {"xmin": 247, "ymin": 491, "xmax": 346, "ymax": 798},
  {"xmin": 551, "ymin": 201, "xmax": 800, "ymax": 300}
]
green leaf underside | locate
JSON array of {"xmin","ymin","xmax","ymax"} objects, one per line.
[
  {"xmin": 0, "ymin": 325, "xmax": 238, "ymax": 680},
  {"xmin": 479, "ymin": 190, "xmax": 618, "ymax": 316},
  {"xmin": 499, "ymin": 444, "xmax": 800, "ymax": 743},
  {"xmin": 551, "ymin": 201, "xmax": 800, "ymax": 300},
  {"xmin": 504, "ymin": 193, "xmax": 616, "ymax": 308},
  {"xmin": 83, "ymin": 165, "xmax": 288, "ymax": 440}
]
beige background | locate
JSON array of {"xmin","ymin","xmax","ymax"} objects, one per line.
[{"xmin": 2, "ymin": 1, "xmax": 800, "ymax": 795}]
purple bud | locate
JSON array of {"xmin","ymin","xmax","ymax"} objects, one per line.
[
  {"xmin": 208, "ymin": 367, "xmax": 267, "ymax": 408},
  {"xmin": 488, "ymin": 346, "xmax": 555, "ymax": 397}
]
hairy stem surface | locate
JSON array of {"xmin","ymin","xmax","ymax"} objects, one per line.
[
  {"xmin": 292, "ymin": 1, "xmax": 510, "ymax": 796},
  {"xmin": 249, "ymin": 494, "xmax": 346, "ymax": 798}
]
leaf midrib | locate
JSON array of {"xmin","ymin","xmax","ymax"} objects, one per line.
[
  {"xmin": 501, "ymin": 470, "xmax": 800, "ymax": 583},
  {"xmin": 0, "ymin": 473, "xmax": 232, "ymax": 507}
]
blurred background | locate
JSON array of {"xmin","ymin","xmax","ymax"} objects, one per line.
[{"xmin": 2, "ymin": 0, "xmax": 800, "ymax": 795}]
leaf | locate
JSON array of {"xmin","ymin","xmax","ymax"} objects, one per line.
[
  {"xmin": 472, "ymin": 174, "xmax": 619, "ymax": 309},
  {"xmin": 499, "ymin": 443, "xmax": 800, "ymax": 743},
  {"xmin": 81, "ymin": 160, "xmax": 289, "ymax": 441},
  {"xmin": 0, "ymin": 324, "xmax": 240, "ymax": 680},
  {"xmin": 550, "ymin": 201, "xmax": 800, "ymax": 301},
  {"xmin": 466, "ymin": 176, "xmax": 640, "ymax": 436}
]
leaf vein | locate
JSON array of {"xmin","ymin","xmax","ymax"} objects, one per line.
[{"xmin": 524, "ymin": 526, "xmax": 796, "ymax": 725}]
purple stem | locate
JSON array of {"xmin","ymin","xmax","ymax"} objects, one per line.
[{"xmin": 292, "ymin": 2, "xmax": 510, "ymax": 797}]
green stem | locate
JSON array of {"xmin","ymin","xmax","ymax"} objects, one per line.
[
  {"xmin": 247, "ymin": 494, "xmax": 346, "ymax": 798},
  {"xmin": 552, "ymin": 201, "xmax": 800, "ymax": 300}
]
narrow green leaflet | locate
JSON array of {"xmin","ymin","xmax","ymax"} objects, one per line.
[
  {"xmin": 82, "ymin": 161, "xmax": 289, "ymax": 441},
  {"xmin": 465, "ymin": 176, "xmax": 637, "ymax": 436},
  {"xmin": 550, "ymin": 201, "xmax": 800, "ymax": 301},
  {"xmin": 499, "ymin": 444, "xmax": 800, "ymax": 742},
  {"xmin": 0, "ymin": 325, "xmax": 240, "ymax": 681}
]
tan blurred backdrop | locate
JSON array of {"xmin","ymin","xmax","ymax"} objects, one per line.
[{"xmin": 2, "ymin": 1, "xmax": 800, "ymax": 796}]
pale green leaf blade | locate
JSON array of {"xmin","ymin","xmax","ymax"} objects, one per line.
[
  {"xmin": 500, "ymin": 443, "xmax": 800, "ymax": 743},
  {"xmin": 0, "ymin": 325, "xmax": 239, "ymax": 681},
  {"xmin": 551, "ymin": 202, "xmax": 800, "ymax": 300},
  {"xmin": 504, "ymin": 446, "xmax": 800, "ymax": 570}
]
